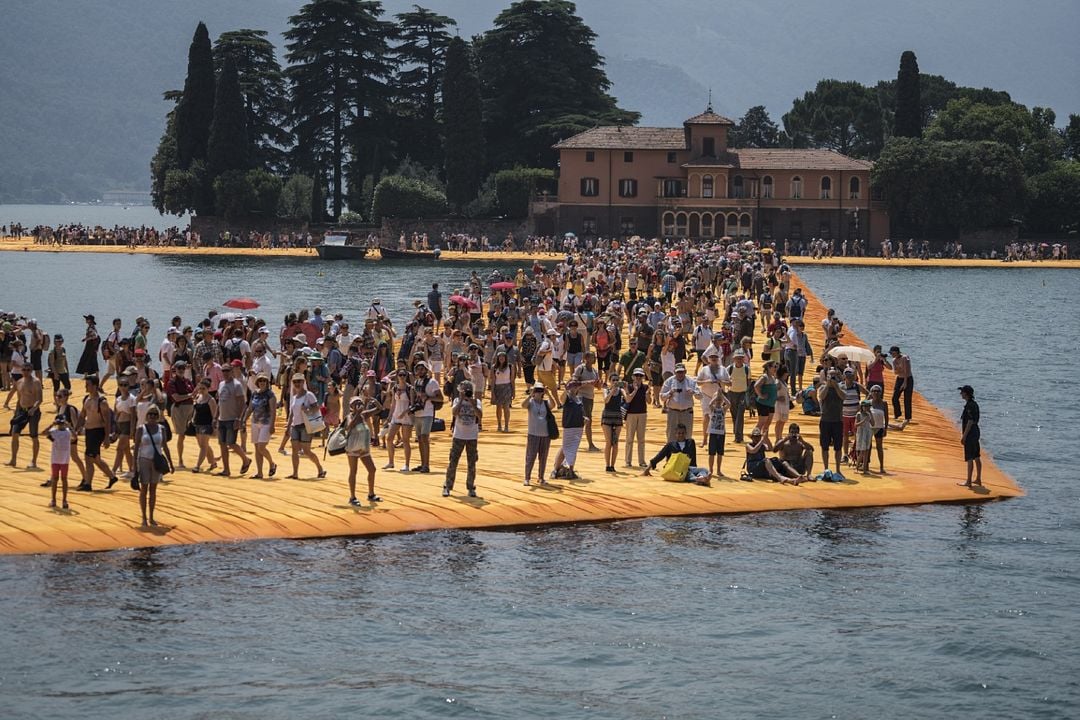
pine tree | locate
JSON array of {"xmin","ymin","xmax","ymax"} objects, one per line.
[
  {"xmin": 392, "ymin": 6, "xmax": 456, "ymax": 170},
  {"xmin": 475, "ymin": 0, "xmax": 639, "ymax": 169},
  {"xmin": 207, "ymin": 56, "xmax": 250, "ymax": 180},
  {"xmin": 442, "ymin": 36, "xmax": 484, "ymax": 209},
  {"xmin": 175, "ymin": 22, "xmax": 216, "ymax": 169},
  {"xmin": 894, "ymin": 51, "xmax": 922, "ymax": 138},
  {"xmin": 214, "ymin": 29, "xmax": 291, "ymax": 171},
  {"xmin": 285, "ymin": 0, "xmax": 395, "ymax": 220}
]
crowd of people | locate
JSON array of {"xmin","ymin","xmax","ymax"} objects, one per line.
[{"xmin": 4, "ymin": 235, "xmax": 987, "ymax": 529}]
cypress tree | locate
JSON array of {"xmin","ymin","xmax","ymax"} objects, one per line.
[
  {"xmin": 207, "ymin": 55, "xmax": 250, "ymax": 180},
  {"xmin": 442, "ymin": 36, "xmax": 484, "ymax": 210},
  {"xmin": 392, "ymin": 6, "xmax": 456, "ymax": 171},
  {"xmin": 175, "ymin": 22, "xmax": 216, "ymax": 169},
  {"xmin": 894, "ymin": 50, "xmax": 922, "ymax": 138}
]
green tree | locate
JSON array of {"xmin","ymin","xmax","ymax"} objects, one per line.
[
  {"xmin": 310, "ymin": 173, "xmax": 327, "ymax": 222},
  {"xmin": 475, "ymin": 0, "xmax": 639, "ymax": 169},
  {"xmin": 1026, "ymin": 161, "xmax": 1080, "ymax": 234},
  {"xmin": 729, "ymin": 105, "xmax": 782, "ymax": 148},
  {"xmin": 207, "ymin": 55, "xmax": 250, "ymax": 183},
  {"xmin": 370, "ymin": 174, "xmax": 447, "ymax": 220},
  {"xmin": 285, "ymin": 0, "xmax": 395, "ymax": 219},
  {"xmin": 278, "ymin": 174, "xmax": 314, "ymax": 220},
  {"xmin": 175, "ymin": 22, "xmax": 216, "ymax": 170},
  {"xmin": 150, "ymin": 91, "xmax": 182, "ymax": 214},
  {"xmin": 783, "ymin": 79, "xmax": 885, "ymax": 158},
  {"xmin": 1065, "ymin": 114, "xmax": 1080, "ymax": 161},
  {"xmin": 873, "ymin": 138, "xmax": 1026, "ymax": 237},
  {"xmin": 442, "ymin": 36, "xmax": 484, "ymax": 209},
  {"xmin": 494, "ymin": 167, "xmax": 554, "ymax": 217},
  {"xmin": 391, "ymin": 6, "xmax": 456, "ymax": 169},
  {"xmin": 894, "ymin": 51, "xmax": 921, "ymax": 138},
  {"xmin": 926, "ymin": 98, "xmax": 1063, "ymax": 174},
  {"xmin": 213, "ymin": 29, "xmax": 291, "ymax": 172}
]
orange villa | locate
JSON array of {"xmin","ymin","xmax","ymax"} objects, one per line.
[{"xmin": 545, "ymin": 106, "xmax": 888, "ymax": 244}]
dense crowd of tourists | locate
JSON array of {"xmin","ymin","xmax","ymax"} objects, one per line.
[{"xmin": 4, "ymin": 235, "xmax": 989, "ymax": 527}]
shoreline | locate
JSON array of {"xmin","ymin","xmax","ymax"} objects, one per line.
[{"xmin": 1, "ymin": 237, "xmax": 1076, "ymax": 268}]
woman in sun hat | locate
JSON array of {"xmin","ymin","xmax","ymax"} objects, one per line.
[{"xmin": 244, "ymin": 373, "xmax": 277, "ymax": 479}]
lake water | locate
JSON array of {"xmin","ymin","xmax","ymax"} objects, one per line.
[
  {"xmin": 1, "ymin": 203, "xmax": 188, "ymax": 231},
  {"xmin": 1, "ymin": 256, "xmax": 1078, "ymax": 719}
]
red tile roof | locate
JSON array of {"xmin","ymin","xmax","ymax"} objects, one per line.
[
  {"xmin": 734, "ymin": 149, "xmax": 873, "ymax": 171},
  {"xmin": 553, "ymin": 127, "xmax": 685, "ymax": 150},
  {"xmin": 684, "ymin": 110, "xmax": 736, "ymax": 125}
]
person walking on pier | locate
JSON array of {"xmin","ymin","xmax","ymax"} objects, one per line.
[{"xmin": 7, "ymin": 362, "xmax": 42, "ymax": 470}]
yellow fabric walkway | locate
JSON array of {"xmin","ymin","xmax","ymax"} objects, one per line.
[{"xmin": 0, "ymin": 274, "xmax": 1022, "ymax": 555}]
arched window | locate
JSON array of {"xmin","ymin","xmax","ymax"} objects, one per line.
[
  {"xmin": 701, "ymin": 212, "xmax": 714, "ymax": 237},
  {"xmin": 762, "ymin": 175, "xmax": 774, "ymax": 199},
  {"xmin": 791, "ymin": 176, "xmax": 803, "ymax": 199},
  {"xmin": 739, "ymin": 213, "xmax": 752, "ymax": 238},
  {"xmin": 726, "ymin": 213, "xmax": 739, "ymax": 235},
  {"xmin": 675, "ymin": 212, "xmax": 688, "ymax": 237},
  {"xmin": 820, "ymin": 176, "xmax": 832, "ymax": 200},
  {"xmin": 702, "ymin": 175, "xmax": 714, "ymax": 198},
  {"xmin": 662, "ymin": 212, "xmax": 675, "ymax": 236},
  {"xmin": 849, "ymin": 176, "xmax": 861, "ymax": 199},
  {"xmin": 733, "ymin": 175, "xmax": 745, "ymax": 199}
]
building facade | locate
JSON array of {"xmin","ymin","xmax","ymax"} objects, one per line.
[{"xmin": 548, "ymin": 107, "xmax": 888, "ymax": 245}]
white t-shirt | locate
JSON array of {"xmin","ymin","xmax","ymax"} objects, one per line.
[
  {"xmin": 415, "ymin": 377, "xmax": 440, "ymax": 418},
  {"xmin": 248, "ymin": 354, "xmax": 274, "ymax": 391},
  {"xmin": 49, "ymin": 427, "xmax": 72, "ymax": 464},
  {"xmin": 159, "ymin": 339, "xmax": 175, "ymax": 371},
  {"xmin": 537, "ymin": 340, "xmax": 555, "ymax": 372},
  {"xmin": 696, "ymin": 363, "xmax": 730, "ymax": 401},
  {"xmin": 289, "ymin": 391, "xmax": 318, "ymax": 427},
  {"xmin": 452, "ymin": 397, "xmax": 481, "ymax": 441}
]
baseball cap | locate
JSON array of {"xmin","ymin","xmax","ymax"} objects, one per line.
[
  {"xmin": 632, "ymin": 367, "xmax": 646, "ymax": 376},
  {"xmin": 732, "ymin": 349, "xmax": 745, "ymax": 358},
  {"xmin": 230, "ymin": 359, "xmax": 244, "ymax": 367}
]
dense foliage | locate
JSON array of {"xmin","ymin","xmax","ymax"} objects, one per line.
[
  {"xmin": 894, "ymin": 51, "xmax": 922, "ymax": 139},
  {"xmin": 370, "ymin": 174, "xmax": 447, "ymax": 220},
  {"xmin": 494, "ymin": 168, "xmax": 555, "ymax": 218}
]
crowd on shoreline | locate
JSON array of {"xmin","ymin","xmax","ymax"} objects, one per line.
[{"xmin": 4, "ymin": 235, "xmax": 986, "ymax": 526}]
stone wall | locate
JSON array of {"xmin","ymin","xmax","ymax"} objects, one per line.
[
  {"xmin": 379, "ymin": 217, "xmax": 533, "ymax": 248},
  {"xmin": 190, "ymin": 215, "xmax": 309, "ymax": 243},
  {"xmin": 958, "ymin": 226, "xmax": 1019, "ymax": 252}
]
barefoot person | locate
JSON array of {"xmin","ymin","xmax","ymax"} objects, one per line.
[
  {"xmin": 774, "ymin": 424, "xmax": 815, "ymax": 479},
  {"xmin": 958, "ymin": 385, "xmax": 982, "ymax": 487},
  {"xmin": 344, "ymin": 395, "xmax": 380, "ymax": 506},
  {"xmin": 7, "ymin": 362, "xmax": 42, "ymax": 471}
]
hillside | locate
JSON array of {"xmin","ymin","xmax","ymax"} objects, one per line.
[{"xmin": 1, "ymin": 0, "xmax": 1076, "ymax": 201}]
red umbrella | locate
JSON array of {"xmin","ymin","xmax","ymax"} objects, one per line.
[
  {"xmin": 666, "ymin": 250, "xmax": 682, "ymax": 258},
  {"xmin": 490, "ymin": 281, "xmax": 516, "ymax": 291},
  {"xmin": 223, "ymin": 297, "xmax": 260, "ymax": 310},
  {"xmin": 449, "ymin": 295, "xmax": 478, "ymax": 310}
]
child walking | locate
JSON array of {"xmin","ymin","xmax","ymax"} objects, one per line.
[{"xmin": 45, "ymin": 414, "xmax": 73, "ymax": 509}]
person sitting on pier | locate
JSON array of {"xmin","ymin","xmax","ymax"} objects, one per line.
[
  {"xmin": 773, "ymin": 424, "xmax": 815, "ymax": 479},
  {"xmin": 641, "ymin": 424, "xmax": 711, "ymax": 486},
  {"xmin": 744, "ymin": 427, "xmax": 807, "ymax": 484}
]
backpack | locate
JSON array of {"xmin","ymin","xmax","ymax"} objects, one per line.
[{"xmin": 224, "ymin": 339, "xmax": 244, "ymax": 362}]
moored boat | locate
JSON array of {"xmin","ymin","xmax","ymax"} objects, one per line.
[
  {"xmin": 378, "ymin": 245, "xmax": 440, "ymax": 260},
  {"xmin": 316, "ymin": 233, "xmax": 369, "ymax": 260}
]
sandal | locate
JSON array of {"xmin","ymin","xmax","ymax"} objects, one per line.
[
  {"xmin": 286, "ymin": 474, "xmax": 299, "ymax": 480},
  {"xmin": 367, "ymin": 494, "xmax": 381, "ymax": 502},
  {"xmin": 269, "ymin": 464, "xmax": 278, "ymax": 477},
  {"xmin": 348, "ymin": 497, "xmax": 362, "ymax": 507},
  {"xmin": 317, "ymin": 470, "xmax": 327, "ymax": 479}
]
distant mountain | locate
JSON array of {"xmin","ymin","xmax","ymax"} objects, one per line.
[{"xmin": 1, "ymin": 0, "xmax": 1076, "ymax": 201}]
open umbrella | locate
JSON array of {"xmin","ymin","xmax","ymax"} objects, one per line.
[
  {"xmin": 666, "ymin": 249, "xmax": 682, "ymax": 258},
  {"xmin": 223, "ymin": 297, "xmax": 260, "ymax": 310},
  {"xmin": 490, "ymin": 281, "xmax": 516, "ymax": 291},
  {"xmin": 827, "ymin": 345, "xmax": 876, "ymax": 364},
  {"xmin": 449, "ymin": 295, "xmax": 478, "ymax": 310}
]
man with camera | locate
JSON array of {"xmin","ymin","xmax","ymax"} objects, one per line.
[
  {"xmin": 442, "ymin": 381, "xmax": 482, "ymax": 497},
  {"xmin": 411, "ymin": 361, "xmax": 443, "ymax": 474},
  {"xmin": 816, "ymin": 366, "xmax": 846, "ymax": 473},
  {"xmin": 660, "ymin": 363, "xmax": 698, "ymax": 443}
]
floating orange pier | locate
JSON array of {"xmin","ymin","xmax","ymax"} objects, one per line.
[{"xmin": 0, "ymin": 273, "xmax": 1022, "ymax": 555}]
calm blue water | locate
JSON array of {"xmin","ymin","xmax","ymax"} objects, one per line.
[
  {"xmin": 0, "ymin": 203, "xmax": 189, "ymax": 231},
  {"xmin": 1, "ymin": 259, "xmax": 1078, "ymax": 719}
]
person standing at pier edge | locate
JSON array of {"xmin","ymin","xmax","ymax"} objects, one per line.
[
  {"xmin": 133, "ymin": 405, "xmax": 172, "ymax": 528},
  {"xmin": 957, "ymin": 385, "xmax": 982, "ymax": 487},
  {"xmin": 889, "ymin": 346, "xmax": 914, "ymax": 428},
  {"xmin": 443, "ymin": 381, "xmax": 482, "ymax": 497},
  {"xmin": 816, "ymin": 368, "xmax": 845, "ymax": 474},
  {"xmin": 7, "ymin": 362, "xmax": 42, "ymax": 470}
]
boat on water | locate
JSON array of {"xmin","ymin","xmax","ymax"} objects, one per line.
[
  {"xmin": 378, "ymin": 245, "xmax": 440, "ymax": 260},
  {"xmin": 316, "ymin": 233, "xmax": 369, "ymax": 260}
]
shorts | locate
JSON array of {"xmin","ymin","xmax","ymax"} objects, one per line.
[
  {"xmin": 874, "ymin": 426, "xmax": 887, "ymax": 439},
  {"xmin": 755, "ymin": 402, "xmax": 774, "ymax": 417},
  {"xmin": 10, "ymin": 406, "xmax": 40, "ymax": 436},
  {"xmin": 963, "ymin": 431, "xmax": 981, "ymax": 461},
  {"xmin": 708, "ymin": 433, "xmax": 725, "ymax": 456},
  {"xmin": 581, "ymin": 397, "xmax": 594, "ymax": 420},
  {"xmin": 429, "ymin": 360, "xmax": 443, "ymax": 375},
  {"xmin": 196, "ymin": 424, "xmax": 214, "ymax": 436},
  {"xmin": 85, "ymin": 427, "xmax": 106, "ymax": 458},
  {"xmin": 115, "ymin": 419, "xmax": 132, "ymax": 437},
  {"xmin": 50, "ymin": 463, "xmax": 69, "ymax": 481},
  {"xmin": 289, "ymin": 424, "xmax": 312, "ymax": 443},
  {"xmin": 567, "ymin": 352, "xmax": 582, "ymax": 368},
  {"xmin": 171, "ymin": 403, "xmax": 194, "ymax": 435},
  {"xmin": 217, "ymin": 420, "xmax": 239, "ymax": 446},
  {"xmin": 415, "ymin": 415, "xmax": 433, "ymax": 437},
  {"xmin": 842, "ymin": 415, "xmax": 856, "ymax": 436},
  {"xmin": 251, "ymin": 422, "xmax": 272, "ymax": 444},
  {"xmin": 819, "ymin": 420, "xmax": 843, "ymax": 451}
]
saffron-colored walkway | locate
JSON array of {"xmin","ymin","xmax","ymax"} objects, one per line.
[{"xmin": 0, "ymin": 275, "xmax": 1022, "ymax": 555}]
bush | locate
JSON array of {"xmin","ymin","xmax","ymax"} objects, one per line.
[
  {"xmin": 494, "ymin": 167, "xmax": 555, "ymax": 218},
  {"xmin": 1026, "ymin": 161, "xmax": 1080, "ymax": 234},
  {"xmin": 213, "ymin": 169, "xmax": 254, "ymax": 221},
  {"xmin": 278, "ymin": 174, "xmax": 314, "ymax": 221},
  {"xmin": 246, "ymin": 169, "xmax": 282, "ymax": 217},
  {"xmin": 371, "ymin": 175, "xmax": 447, "ymax": 220}
]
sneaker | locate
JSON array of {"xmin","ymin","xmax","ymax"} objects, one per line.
[
  {"xmin": 416, "ymin": 466, "xmax": 430, "ymax": 474},
  {"xmin": 62, "ymin": 502, "xmax": 69, "ymax": 509},
  {"xmin": 75, "ymin": 484, "xmax": 92, "ymax": 492},
  {"xmin": 27, "ymin": 463, "xmax": 39, "ymax": 470},
  {"xmin": 400, "ymin": 466, "xmax": 410, "ymax": 472},
  {"xmin": 441, "ymin": 487, "xmax": 451, "ymax": 497},
  {"xmin": 40, "ymin": 479, "xmax": 52, "ymax": 487},
  {"xmin": 467, "ymin": 489, "xmax": 477, "ymax": 498}
]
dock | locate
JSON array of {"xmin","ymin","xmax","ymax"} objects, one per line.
[{"xmin": 0, "ymin": 274, "xmax": 1023, "ymax": 555}]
